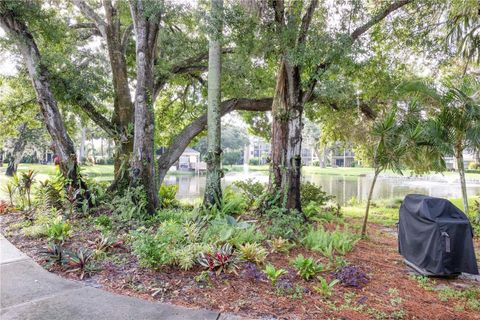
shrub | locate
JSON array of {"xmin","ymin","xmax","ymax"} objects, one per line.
[
  {"xmin": 302, "ymin": 226, "xmax": 359, "ymax": 258},
  {"xmin": 249, "ymin": 158, "xmax": 260, "ymax": 166},
  {"xmin": 131, "ymin": 231, "xmax": 173, "ymax": 268},
  {"xmin": 47, "ymin": 218, "xmax": 72, "ymax": 242},
  {"xmin": 335, "ymin": 265, "xmax": 369, "ymax": 288},
  {"xmin": 23, "ymin": 209, "xmax": 61, "ymax": 238},
  {"xmin": 238, "ymin": 243, "xmax": 268, "ymax": 265},
  {"xmin": 132, "ymin": 220, "xmax": 209, "ymax": 270},
  {"xmin": 198, "ymin": 243, "xmax": 239, "ymax": 275},
  {"xmin": 229, "ymin": 225, "xmax": 265, "ymax": 247},
  {"xmin": 291, "ymin": 254, "xmax": 324, "ymax": 280},
  {"xmin": 111, "ymin": 186, "xmax": 148, "ymax": 222},
  {"xmin": 199, "ymin": 187, "xmax": 246, "ymax": 218},
  {"xmin": 159, "ymin": 184, "xmax": 179, "ymax": 208},
  {"xmin": 233, "ymin": 179, "xmax": 266, "ymax": 207},
  {"xmin": 303, "ymin": 202, "xmax": 341, "ymax": 222},
  {"xmin": 94, "ymin": 214, "xmax": 112, "ymax": 230},
  {"xmin": 265, "ymin": 207, "xmax": 307, "ymax": 240},
  {"xmin": 300, "ymin": 181, "xmax": 333, "ymax": 206},
  {"xmin": 172, "ymin": 243, "xmax": 212, "ymax": 271},
  {"xmin": 263, "ymin": 264, "xmax": 287, "ymax": 286},
  {"xmin": 468, "ymin": 162, "xmax": 479, "ymax": 170},
  {"xmin": 202, "ymin": 216, "xmax": 264, "ymax": 246}
]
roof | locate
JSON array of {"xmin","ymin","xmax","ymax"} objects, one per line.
[{"xmin": 182, "ymin": 147, "xmax": 200, "ymax": 156}]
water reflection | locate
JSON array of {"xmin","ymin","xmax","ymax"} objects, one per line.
[{"xmin": 164, "ymin": 170, "xmax": 480, "ymax": 204}]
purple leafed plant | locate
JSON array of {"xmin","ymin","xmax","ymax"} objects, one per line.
[
  {"xmin": 242, "ymin": 262, "xmax": 265, "ymax": 281},
  {"xmin": 334, "ymin": 265, "xmax": 369, "ymax": 288}
]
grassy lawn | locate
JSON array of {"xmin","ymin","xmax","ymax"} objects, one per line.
[{"xmin": 343, "ymin": 196, "xmax": 480, "ymax": 228}]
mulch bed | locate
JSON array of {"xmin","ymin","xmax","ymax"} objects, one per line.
[{"xmin": 1, "ymin": 210, "xmax": 479, "ymax": 320}]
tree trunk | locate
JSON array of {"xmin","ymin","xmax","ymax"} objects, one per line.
[
  {"xmin": 0, "ymin": 8, "xmax": 89, "ymax": 201},
  {"xmin": 0, "ymin": 148, "xmax": 3, "ymax": 167},
  {"xmin": 456, "ymin": 149, "xmax": 469, "ymax": 215},
  {"xmin": 5, "ymin": 123, "xmax": 28, "ymax": 176},
  {"xmin": 361, "ymin": 169, "xmax": 380, "ymax": 237},
  {"xmin": 204, "ymin": 0, "xmax": 223, "ymax": 208},
  {"xmin": 270, "ymin": 58, "xmax": 303, "ymax": 211},
  {"xmin": 72, "ymin": 0, "xmax": 134, "ymax": 191},
  {"xmin": 129, "ymin": 0, "xmax": 160, "ymax": 214}
]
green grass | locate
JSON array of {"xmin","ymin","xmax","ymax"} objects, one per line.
[{"xmin": 343, "ymin": 196, "xmax": 480, "ymax": 227}]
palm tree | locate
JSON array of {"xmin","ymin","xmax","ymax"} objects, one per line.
[
  {"xmin": 361, "ymin": 104, "xmax": 445, "ymax": 236},
  {"xmin": 401, "ymin": 77, "xmax": 480, "ymax": 216}
]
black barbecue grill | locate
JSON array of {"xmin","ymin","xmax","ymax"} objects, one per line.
[{"xmin": 398, "ymin": 194, "xmax": 479, "ymax": 276}]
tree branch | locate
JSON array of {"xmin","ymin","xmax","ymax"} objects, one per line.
[
  {"xmin": 153, "ymin": 47, "xmax": 234, "ymax": 101},
  {"xmin": 74, "ymin": 98, "xmax": 118, "ymax": 139},
  {"xmin": 157, "ymin": 98, "xmax": 272, "ymax": 172},
  {"xmin": 302, "ymin": 0, "xmax": 414, "ymax": 104},
  {"xmin": 351, "ymin": 0, "xmax": 414, "ymax": 41},
  {"xmin": 71, "ymin": 0, "xmax": 107, "ymax": 38},
  {"xmin": 297, "ymin": 0, "xmax": 318, "ymax": 45},
  {"xmin": 121, "ymin": 24, "xmax": 133, "ymax": 55}
]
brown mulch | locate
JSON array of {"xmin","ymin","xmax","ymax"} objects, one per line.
[{"xmin": 1, "ymin": 210, "xmax": 479, "ymax": 320}]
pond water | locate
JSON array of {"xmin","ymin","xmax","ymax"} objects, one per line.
[{"xmin": 165, "ymin": 168, "xmax": 480, "ymax": 204}]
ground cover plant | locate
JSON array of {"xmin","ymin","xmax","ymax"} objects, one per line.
[{"xmin": 1, "ymin": 172, "xmax": 479, "ymax": 319}]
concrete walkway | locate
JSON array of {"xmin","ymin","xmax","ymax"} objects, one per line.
[{"xmin": 0, "ymin": 235, "xmax": 240, "ymax": 320}]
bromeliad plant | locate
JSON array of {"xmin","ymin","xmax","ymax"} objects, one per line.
[
  {"xmin": 198, "ymin": 243, "xmax": 239, "ymax": 275},
  {"xmin": 238, "ymin": 243, "xmax": 268, "ymax": 265},
  {"xmin": 291, "ymin": 254, "xmax": 324, "ymax": 280},
  {"xmin": 267, "ymin": 237, "xmax": 294, "ymax": 253},
  {"xmin": 40, "ymin": 242, "xmax": 65, "ymax": 268},
  {"xmin": 64, "ymin": 248, "xmax": 95, "ymax": 280}
]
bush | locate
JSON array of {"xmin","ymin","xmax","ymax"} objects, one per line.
[
  {"xmin": 159, "ymin": 184, "xmax": 179, "ymax": 208},
  {"xmin": 223, "ymin": 151, "xmax": 242, "ymax": 165},
  {"xmin": 265, "ymin": 207, "xmax": 307, "ymax": 240},
  {"xmin": 131, "ymin": 230, "xmax": 173, "ymax": 268},
  {"xmin": 132, "ymin": 220, "xmax": 210, "ymax": 270},
  {"xmin": 94, "ymin": 214, "xmax": 112, "ymax": 230},
  {"xmin": 233, "ymin": 179, "xmax": 266, "ymax": 207},
  {"xmin": 23, "ymin": 209, "xmax": 61, "ymax": 238},
  {"xmin": 249, "ymin": 158, "xmax": 260, "ymax": 166},
  {"xmin": 47, "ymin": 218, "xmax": 72, "ymax": 242},
  {"xmin": 335, "ymin": 265, "xmax": 369, "ymax": 288},
  {"xmin": 111, "ymin": 186, "xmax": 148, "ymax": 222},
  {"xmin": 300, "ymin": 181, "xmax": 333, "ymax": 206},
  {"xmin": 468, "ymin": 162, "xmax": 479, "ymax": 170},
  {"xmin": 200, "ymin": 187, "xmax": 246, "ymax": 218},
  {"xmin": 303, "ymin": 202, "xmax": 341, "ymax": 222}
]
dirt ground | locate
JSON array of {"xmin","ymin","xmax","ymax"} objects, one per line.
[{"xmin": 1, "ymin": 211, "xmax": 479, "ymax": 320}]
